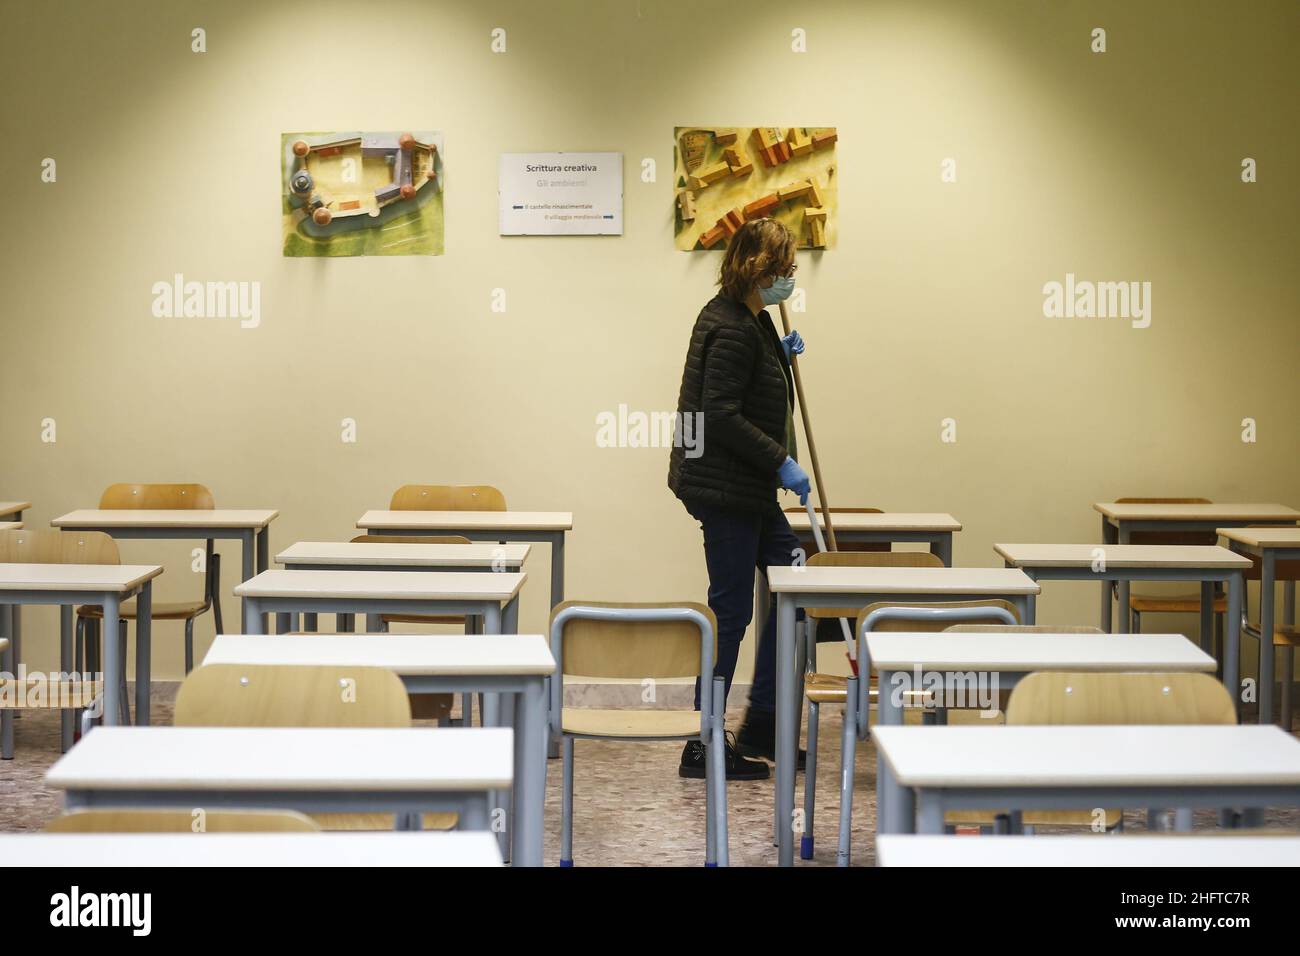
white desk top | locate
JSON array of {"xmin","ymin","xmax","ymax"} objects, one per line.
[
  {"xmin": 865, "ymin": 632, "xmax": 1216, "ymax": 673},
  {"xmin": 1095, "ymin": 502, "xmax": 1300, "ymax": 522},
  {"xmin": 204, "ymin": 634, "xmax": 556, "ymax": 676},
  {"xmin": 995, "ymin": 543, "xmax": 1251, "ymax": 569},
  {"xmin": 0, "ymin": 501, "xmax": 30, "ymax": 518},
  {"xmin": 234, "ymin": 569, "xmax": 526, "ymax": 602},
  {"xmin": 47, "ymin": 727, "xmax": 513, "ymax": 792},
  {"xmin": 786, "ymin": 511, "xmax": 961, "ymax": 533},
  {"xmin": 0, "ymin": 832, "xmax": 504, "ymax": 867},
  {"xmin": 877, "ymin": 834, "xmax": 1300, "ymax": 868},
  {"xmin": 872, "ymin": 725, "xmax": 1300, "ymax": 788},
  {"xmin": 0, "ymin": 521, "xmax": 21, "ymax": 531},
  {"xmin": 54, "ymin": 509, "xmax": 279, "ymax": 529},
  {"xmin": 1218, "ymin": 527, "xmax": 1300, "ymax": 549},
  {"xmin": 278, "ymin": 540, "xmax": 530, "ymax": 569},
  {"xmin": 768, "ymin": 565, "xmax": 1039, "ymax": 596},
  {"xmin": 358, "ymin": 510, "xmax": 573, "ymax": 532},
  {"xmin": 0, "ymin": 563, "xmax": 163, "ymax": 593}
]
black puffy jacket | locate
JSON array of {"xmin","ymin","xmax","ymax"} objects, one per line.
[{"xmin": 667, "ymin": 293, "xmax": 794, "ymax": 513}]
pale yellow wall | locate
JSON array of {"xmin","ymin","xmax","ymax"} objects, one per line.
[{"xmin": 1, "ymin": 0, "xmax": 1296, "ymax": 685}]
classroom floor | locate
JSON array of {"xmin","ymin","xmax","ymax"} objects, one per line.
[{"xmin": 2, "ymin": 688, "xmax": 1297, "ymax": 866}]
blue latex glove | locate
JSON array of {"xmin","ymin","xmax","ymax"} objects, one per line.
[
  {"xmin": 778, "ymin": 456, "xmax": 811, "ymax": 504},
  {"xmin": 781, "ymin": 330, "xmax": 805, "ymax": 361}
]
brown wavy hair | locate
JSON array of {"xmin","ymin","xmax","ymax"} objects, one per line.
[{"xmin": 718, "ymin": 218, "xmax": 796, "ymax": 302}]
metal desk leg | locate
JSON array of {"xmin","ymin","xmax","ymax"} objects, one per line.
[
  {"xmin": 549, "ymin": 532, "xmax": 565, "ymax": 613},
  {"xmin": 278, "ymin": 613, "xmax": 295, "ymax": 634},
  {"xmin": 1, "ymin": 606, "xmax": 14, "ymax": 758},
  {"xmin": 240, "ymin": 529, "xmax": 255, "ymax": 635},
  {"xmin": 933, "ymin": 532, "xmax": 953, "ymax": 568},
  {"xmin": 512, "ymin": 677, "xmax": 547, "ymax": 867},
  {"xmin": 1200, "ymin": 581, "xmax": 1215, "ymax": 654},
  {"xmin": 10, "ymin": 605, "xmax": 20, "ymax": 681},
  {"xmin": 876, "ymin": 669, "xmax": 910, "ymax": 835},
  {"xmin": 1259, "ymin": 553, "xmax": 1276, "ymax": 725},
  {"xmin": 1226, "ymin": 572, "xmax": 1243, "ymax": 719},
  {"xmin": 135, "ymin": 581, "xmax": 152, "ymax": 726},
  {"xmin": 916, "ymin": 793, "xmax": 944, "ymax": 834},
  {"xmin": 60, "ymin": 606, "xmax": 74, "ymax": 750},
  {"xmin": 102, "ymin": 594, "xmax": 123, "ymax": 726},
  {"xmin": 256, "ymin": 527, "xmax": 270, "ymax": 633},
  {"xmin": 243, "ymin": 597, "xmax": 266, "ymax": 635},
  {"xmin": 1100, "ymin": 515, "xmax": 1116, "ymax": 632},
  {"xmin": 775, "ymin": 592, "xmax": 797, "ymax": 866},
  {"xmin": 1115, "ymin": 522, "xmax": 1131, "ymax": 631},
  {"xmin": 503, "ymin": 595, "xmax": 520, "ymax": 635},
  {"xmin": 1284, "ymin": 581, "xmax": 1296, "ymax": 730}
]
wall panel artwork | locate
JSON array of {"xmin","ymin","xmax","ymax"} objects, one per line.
[
  {"xmin": 673, "ymin": 127, "xmax": 837, "ymax": 251},
  {"xmin": 281, "ymin": 131, "xmax": 445, "ymax": 256}
]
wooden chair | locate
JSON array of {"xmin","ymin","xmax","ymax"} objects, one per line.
[
  {"xmin": 174, "ymin": 662, "xmax": 454, "ymax": 831},
  {"xmin": 76, "ymin": 483, "xmax": 222, "ymax": 674},
  {"xmin": 798, "ymin": 551, "xmax": 1022, "ymax": 864},
  {"xmin": 550, "ymin": 601, "xmax": 728, "ymax": 866},
  {"xmin": 0, "ymin": 530, "xmax": 119, "ymax": 757},
  {"xmin": 1003, "ymin": 670, "xmax": 1237, "ymax": 832},
  {"xmin": 46, "ymin": 809, "xmax": 320, "ymax": 832},
  {"xmin": 380, "ymin": 484, "xmax": 508, "ymax": 725},
  {"xmin": 1116, "ymin": 498, "xmax": 1226, "ymax": 638}
]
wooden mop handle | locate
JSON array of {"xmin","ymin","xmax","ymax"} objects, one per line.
[{"xmin": 778, "ymin": 300, "xmax": 837, "ymax": 551}]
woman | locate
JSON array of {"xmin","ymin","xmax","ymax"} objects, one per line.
[{"xmin": 667, "ymin": 217, "xmax": 811, "ymax": 781}]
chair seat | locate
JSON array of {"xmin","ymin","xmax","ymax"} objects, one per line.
[
  {"xmin": 312, "ymin": 813, "xmax": 458, "ymax": 831},
  {"xmin": 381, "ymin": 614, "xmax": 467, "ymax": 626},
  {"xmin": 947, "ymin": 809, "xmax": 1121, "ymax": 828},
  {"xmin": 561, "ymin": 707, "xmax": 701, "ymax": 738},
  {"xmin": 0, "ymin": 638, "xmax": 7, "ymax": 653},
  {"xmin": 77, "ymin": 599, "xmax": 208, "ymax": 621},
  {"xmin": 1128, "ymin": 592, "xmax": 1227, "ymax": 614},
  {"xmin": 0, "ymin": 676, "xmax": 102, "ymax": 709},
  {"xmin": 1274, "ymin": 626, "xmax": 1300, "ymax": 648},
  {"xmin": 410, "ymin": 693, "xmax": 453, "ymax": 720}
]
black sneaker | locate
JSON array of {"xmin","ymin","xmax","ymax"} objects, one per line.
[
  {"xmin": 678, "ymin": 737, "xmax": 770, "ymax": 781},
  {"xmin": 735, "ymin": 707, "xmax": 807, "ymax": 770}
]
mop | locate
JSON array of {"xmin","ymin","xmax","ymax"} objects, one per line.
[{"xmin": 777, "ymin": 301, "xmax": 858, "ymax": 674}]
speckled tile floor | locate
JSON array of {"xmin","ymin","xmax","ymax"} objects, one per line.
[{"xmin": 2, "ymin": 685, "xmax": 1296, "ymax": 866}]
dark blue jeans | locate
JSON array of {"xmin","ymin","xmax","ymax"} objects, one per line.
[{"xmin": 686, "ymin": 498, "xmax": 803, "ymax": 713}]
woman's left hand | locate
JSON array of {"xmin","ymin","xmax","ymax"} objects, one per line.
[{"xmin": 781, "ymin": 330, "xmax": 806, "ymax": 361}]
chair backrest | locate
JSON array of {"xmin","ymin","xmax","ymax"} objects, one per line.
[
  {"xmin": 1115, "ymin": 496, "xmax": 1216, "ymax": 546},
  {"xmin": 389, "ymin": 485, "xmax": 506, "ymax": 511},
  {"xmin": 174, "ymin": 664, "xmax": 411, "ymax": 727},
  {"xmin": 549, "ymin": 602, "xmax": 719, "ymax": 733},
  {"xmin": 100, "ymin": 483, "xmax": 215, "ymax": 510},
  {"xmin": 0, "ymin": 529, "xmax": 119, "ymax": 565},
  {"xmin": 350, "ymin": 534, "xmax": 473, "ymax": 545},
  {"xmin": 1006, "ymin": 671, "xmax": 1236, "ymax": 725},
  {"xmin": 786, "ymin": 506, "xmax": 887, "ymax": 553},
  {"xmin": 806, "ymin": 551, "xmax": 943, "ymax": 618},
  {"xmin": 944, "ymin": 624, "xmax": 1105, "ymax": 634},
  {"xmin": 45, "ymin": 809, "xmax": 320, "ymax": 833},
  {"xmin": 99, "ymin": 483, "xmax": 218, "ymax": 604}
]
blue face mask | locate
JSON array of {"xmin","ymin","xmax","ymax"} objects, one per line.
[{"xmin": 759, "ymin": 274, "xmax": 796, "ymax": 305}]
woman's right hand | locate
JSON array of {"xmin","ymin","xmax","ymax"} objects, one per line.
[{"xmin": 778, "ymin": 456, "xmax": 811, "ymax": 503}]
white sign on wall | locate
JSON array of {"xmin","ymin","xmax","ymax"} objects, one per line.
[{"xmin": 498, "ymin": 152, "xmax": 623, "ymax": 236}]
